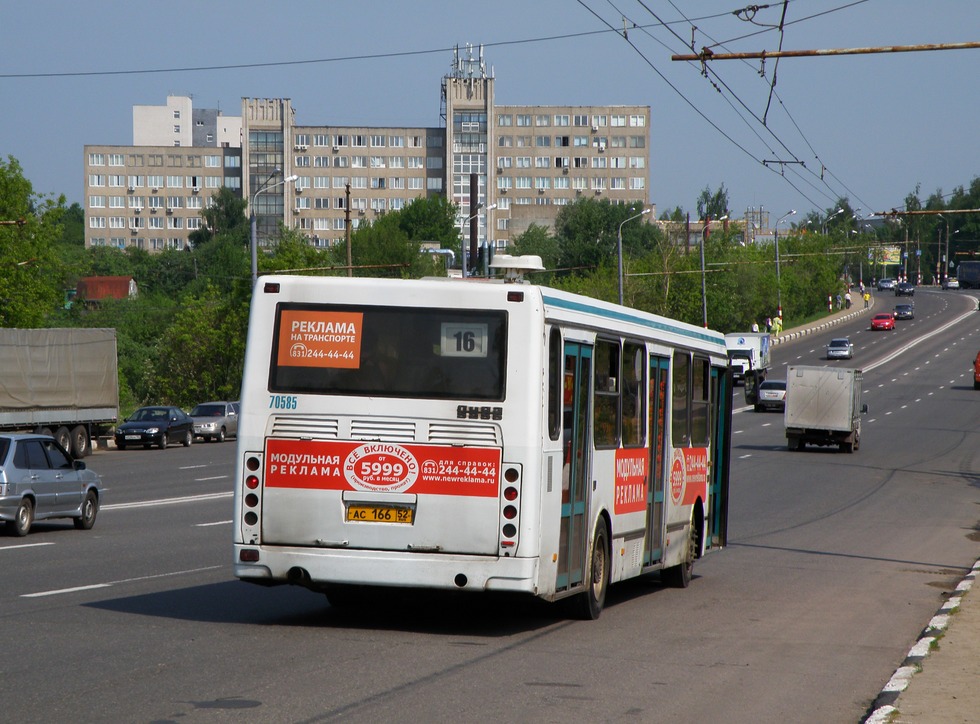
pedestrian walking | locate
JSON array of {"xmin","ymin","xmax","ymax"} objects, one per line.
[
  {"xmin": 844, "ymin": 291, "xmax": 852, "ymax": 309},
  {"xmin": 863, "ymin": 291, "xmax": 870, "ymax": 308},
  {"xmin": 751, "ymin": 321, "xmax": 759, "ymax": 332},
  {"xmin": 836, "ymin": 293, "xmax": 842, "ymax": 310}
]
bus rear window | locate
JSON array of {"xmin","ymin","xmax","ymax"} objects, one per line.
[{"xmin": 269, "ymin": 303, "xmax": 507, "ymax": 400}]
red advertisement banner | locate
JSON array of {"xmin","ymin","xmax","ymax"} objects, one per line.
[
  {"xmin": 264, "ymin": 438, "xmax": 501, "ymax": 497},
  {"xmin": 614, "ymin": 448, "xmax": 648, "ymax": 514}
]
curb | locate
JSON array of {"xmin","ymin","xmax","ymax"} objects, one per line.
[
  {"xmin": 771, "ymin": 299, "xmax": 875, "ymax": 346},
  {"xmin": 863, "ymin": 559, "xmax": 980, "ymax": 723}
]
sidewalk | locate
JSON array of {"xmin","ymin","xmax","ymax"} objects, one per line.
[
  {"xmin": 771, "ymin": 295, "xmax": 874, "ymax": 345},
  {"xmin": 767, "ymin": 294, "xmax": 980, "ymax": 722},
  {"xmin": 865, "ymin": 561, "xmax": 980, "ymax": 722}
]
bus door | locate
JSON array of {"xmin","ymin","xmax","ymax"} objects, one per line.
[
  {"xmin": 556, "ymin": 342, "xmax": 592, "ymax": 593},
  {"xmin": 644, "ymin": 355, "xmax": 669, "ymax": 566},
  {"xmin": 708, "ymin": 365, "xmax": 731, "ymax": 548}
]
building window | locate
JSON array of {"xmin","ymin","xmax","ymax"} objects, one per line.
[
  {"xmin": 498, "ymin": 114, "xmax": 513, "ymax": 126},
  {"xmin": 611, "ymin": 114, "xmax": 626, "ymax": 127},
  {"xmin": 371, "ymin": 135, "xmax": 386, "ymax": 147},
  {"xmin": 516, "ymin": 114, "xmax": 531, "ymax": 127},
  {"xmin": 88, "ymin": 153, "xmax": 105, "ymax": 166},
  {"xmin": 554, "ymin": 114, "xmax": 570, "ymax": 126},
  {"xmin": 629, "ymin": 136, "xmax": 646, "ymax": 148},
  {"xmin": 629, "ymin": 114, "xmax": 646, "ymax": 127}
]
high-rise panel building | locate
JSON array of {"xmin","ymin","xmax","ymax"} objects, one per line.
[{"xmin": 84, "ymin": 46, "xmax": 649, "ymax": 256}]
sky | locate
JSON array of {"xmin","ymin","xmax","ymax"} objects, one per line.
[{"xmin": 2, "ymin": 1, "xmax": 977, "ymax": 227}]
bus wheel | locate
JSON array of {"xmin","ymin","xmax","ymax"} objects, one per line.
[
  {"xmin": 571, "ymin": 524, "xmax": 609, "ymax": 620},
  {"xmin": 662, "ymin": 525, "xmax": 696, "ymax": 588}
]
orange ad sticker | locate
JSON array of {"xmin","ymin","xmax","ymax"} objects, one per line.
[
  {"xmin": 277, "ymin": 310, "xmax": 363, "ymax": 369},
  {"xmin": 614, "ymin": 448, "xmax": 648, "ymax": 514},
  {"xmin": 669, "ymin": 447, "xmax": 708, "ymax": 505}
]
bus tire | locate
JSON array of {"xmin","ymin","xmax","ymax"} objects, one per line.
[
  {"xmin": 661, "ymin": 524, "xmax": 696, "ymax": 588},
  {"xmin": 571, "ymin": 523, "xmax": 609, "ymax": 620}
]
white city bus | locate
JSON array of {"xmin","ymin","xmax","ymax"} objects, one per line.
[{"xmin": 233, "ymin": 257, "xmax": 731, "ymax": 618}]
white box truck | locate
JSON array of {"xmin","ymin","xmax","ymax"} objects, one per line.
[
  {"xmin": 0, "ymin": 328, "xmax": 119, "ymax": 457},
  {"xmin": 725, "ymin": 332, "xmax": 771, "ymax": 385},
  {"xmin": 784, "ymin": 365, "xmax": 866, "ymax": 453}
]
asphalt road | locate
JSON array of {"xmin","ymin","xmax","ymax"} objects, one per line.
[{"xmin": 1, "ymin": 288, "xmax": 977, "ymax": 723}]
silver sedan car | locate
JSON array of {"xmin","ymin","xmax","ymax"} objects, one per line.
[
  {"xmin": 190, "ymin": 401, "xmax": 240, "ymax": 443},
  {"xmin": 0, "ymin": 434, "xmax": 102, "ymax": 536},
  {"xmin": 826, "ymin": 338, "xmax": 854, "ymax": 360}
]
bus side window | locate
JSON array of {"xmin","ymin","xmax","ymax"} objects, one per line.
[
  {"xmin": 691, "ymin": 356, "xmax": 710, "ymax": 445},
  {"xmin": 671, "ymin": 350, "xmax": 690, "ymax": 446},
  {"xmin": 547, "ymin": 328, "xmax": 562, "ymax": 441},
  {"xmin": 593, "ymin": 339, "xmax": 620, "ymax": 448},
  {"xmin": 622, "ymin": 341, "xmax": 645, "ymax": 447}
]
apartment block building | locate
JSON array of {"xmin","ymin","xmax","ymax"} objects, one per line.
[{"xmin": 84, "ymin": 46, "xmax": 650, "ymax": 255}]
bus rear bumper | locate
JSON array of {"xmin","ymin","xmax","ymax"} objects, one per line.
[{"xmin": 233, "ymin": 544, "xmax": 541, "ymax": 595}]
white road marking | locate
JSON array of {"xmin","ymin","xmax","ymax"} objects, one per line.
[
  {"xmin": 22, "ymin": 565, "xmax": 222, "ymax": 598},
  {"xmin": 103, "ymin": 492, "xmax": 232, "ymax": 510},
  {"xmin": 0, "ymin": 542, "xmax": 55, "ymax": 552}
]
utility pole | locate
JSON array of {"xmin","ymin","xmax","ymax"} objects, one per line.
[{"xmin": 345, "ymin": 183, "xmax": 352, "ymax": 278}]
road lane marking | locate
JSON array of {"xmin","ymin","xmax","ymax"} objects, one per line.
[
  {"xmin": 22, "ymin": 584, "xmax": 112, "ymax": 598},
  {"xmin": 194, "ymin": 475, "xmax": 229, "ymax": 482},
  {"xmin": 22, "ymin": 565, "xmax": 223, "ymax": 598},
  {"xmin": 196, "ymin": 520, "xmax": 232, "ymax": 527},
  {"xmin": 103, "ymin": 492, "xmax": 232, "ymax": 510},
  {"xmin": 0, "ymin": 542, "xmax": 55, "ymax": 552}
]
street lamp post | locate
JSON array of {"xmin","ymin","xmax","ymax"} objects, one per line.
[
  {"xmin": 823, "ymin": 207, "xmax": 844, "ymax": 235},
  {"xmin": 461, "ymin": 203, "xmax": 496, "ymax": 278},
  {"xmin": 700, "ymin": 215, "xmax": 728, "ymax": 328},
  {"xmin": 250, "ymin": 172, "xmax": 298, "ymax": 287},
  {"xmin": 774, "ymin": 210, "xmax": 796, "ymax": 319},
  {"xmin": 937, "ymin": 214, "xmax": 945, "ymax": 285},
  {"xmin": 617, "ymin": 207, "xmax": 650, "ymax": 305}
]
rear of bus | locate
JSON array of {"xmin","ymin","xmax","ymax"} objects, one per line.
[{"xmin": 233, "ymin": 275, "xmax": 546, "ymax": 600}]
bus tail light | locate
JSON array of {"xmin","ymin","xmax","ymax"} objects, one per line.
[
  {"xmin": 241, "ymin": 453, "xmax": 263, "ymax": 541},
  {"xmin": 499, "ymin": 464, "xmax": 522, "ymax": 552}
]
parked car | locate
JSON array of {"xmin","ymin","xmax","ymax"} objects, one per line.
[
  {"xmin": 0, "ymin": 434, "xmax": 102, "ymax": 536},
  {"xmin": 894, "ymin": 282, "xmax": 915, "ymax": 297},
  {"xmin": 826, "ymin": 338, "xmax": 854, "ymax": 359},
  {"xmin": 893, "ymin": 303, "xmax": 914, "ymax": 320},
  {"xmin": 754, "ymin": 379, "xmax": 787, "ymax": 412},
  {"xmin": 114, "ymin": 406, "xmax": 194, "ymax": 450},
  {"xmin": 190, "ymin": 401, "xmax": 240, "ymax": 443},
  {"xmin": 943, "ymin": 277, "xmax": 960, "ymax": 290},
  {"xmin": 870, "ymin": 313, "xmax": 896, "ymax": 331},
  {"xmin": 876, "ymin": 278, "xmax": 896, "ymax": 291}
]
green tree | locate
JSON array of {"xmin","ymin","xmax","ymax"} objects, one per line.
[
  {"xmin": 190, "ymin": 186, "xmax": 249, "ymax": 248},
  {"xmin": 397, "ymin": 195, "xmax": 460, "ymax": 245},
  {"xmin": 508, "ymin": 224, "xmax": 560, "ymax": 277},
  {"xmin": 696, "ymin": 184, "xmax": 729, "ymax": 221},
  {"xmin": 153, "ymin": 284, "xmax": 247, "ymax": 405},
  {"xmin": 0, "ymin": 156, "xmax": 68, "ymax": 327}
]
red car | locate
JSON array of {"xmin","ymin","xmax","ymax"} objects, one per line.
[{"xmin": 870, "ymin": 313, "xmax": 896, "ymax": 331}]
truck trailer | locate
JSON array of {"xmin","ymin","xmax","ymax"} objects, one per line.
[
  {"xmin": 784, "ymin": 365, "xmax": 866, "ymax": 453},
  {"xmin": 0, "ymin": 328, "xmax": 119, "ymax": 457}
]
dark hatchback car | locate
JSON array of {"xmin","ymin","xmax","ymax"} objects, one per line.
[
  {"xmin": 0, "ymin": 434, "xmax": 102, "ymax": 536},
  {"xmin": 114, "ymin": 406, "xmax": 194, "ymax": 450},
  {"xmin": 895, "ymin": 282, "xmax": 915, "ymax": 296},
  {"xmin": 893, "ymin": 303, "xmax": 914, "ymax": 320}
]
